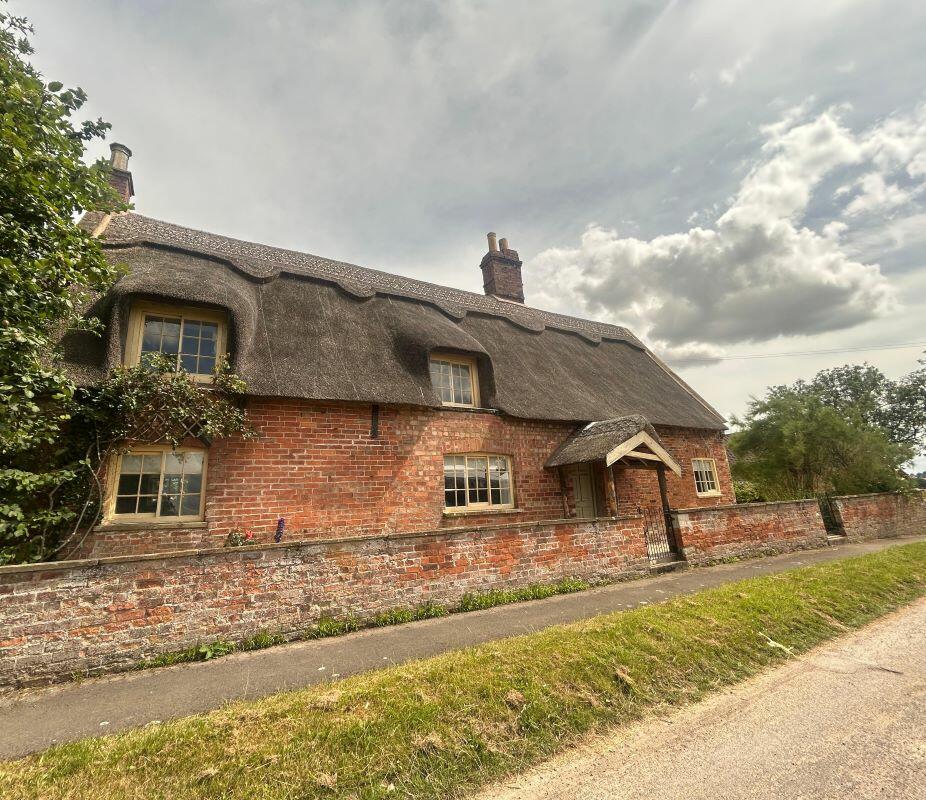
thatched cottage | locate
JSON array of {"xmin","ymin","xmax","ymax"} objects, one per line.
[{"xmin": 66, "ymin": 144, "xmax": 732, "ymax": 559}]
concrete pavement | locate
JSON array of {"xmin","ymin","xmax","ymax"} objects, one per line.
[
  {"xmin": 477, "ymin": 595, "xmax": 926, "ymax": 800},
  {"xmin": 0, "ymin": 534, "xmax": 922, "ymax": 760}
]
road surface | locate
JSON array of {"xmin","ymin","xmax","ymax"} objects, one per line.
[{"xmin": 477, "ymin": 597, "xmax": 926, "ymax": 800}]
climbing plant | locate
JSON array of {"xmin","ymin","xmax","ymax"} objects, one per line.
[
  {"xmin": 0, "ymin": 3, "xmax": 122, "ymax": 561},
  {"xmin": 3, "ymin": 358, "xmax": 256, "ymax": 563}
]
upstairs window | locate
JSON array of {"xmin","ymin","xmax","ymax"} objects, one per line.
[
  {"xmin": 692, "ymin": 458, "xmax": 720, "ymax": 497},
  {"xmin": 429, "ymin": 354, "xmax": 479, "ymax": 407},
  {"xmin": 444, "ymin": 454, "xmax": 513, "ymax": 511},
  {"xmin": 109, "ymin": 447, "xmax": 206, "ymax": 521},
  {"xmin": 127, "ymin": 302, "xmax": 227, "ymax": 381}
]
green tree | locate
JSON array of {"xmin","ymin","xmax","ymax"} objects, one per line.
[
  {"xmin": 729, "ymin": 388, "xmax": 914, "ymax": 500},
  {"xmin": 0, "ymin": 6, "xmax": 255, "ymax": 564},
  {"xmin": 805, "ymin": 360, "xmax": 926, "ymax": 455},
  {"xmin": 0, "ymin": 5, "xmax": 123, "ymax": 560}
]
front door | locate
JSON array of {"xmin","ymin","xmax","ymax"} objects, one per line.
[{"xmin": 569, "ymin": 463, "xmax": 598, "ymax": 518}]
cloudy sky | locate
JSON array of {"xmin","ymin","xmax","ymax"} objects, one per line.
[{"xmin": 19, "ymin": 0, "xmax": 926, "ymax": 439}]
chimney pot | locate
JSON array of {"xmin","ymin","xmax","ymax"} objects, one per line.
[
  {"xmin": 107, "ymin": 142, "xmax": 134, "ymax": 203},
  {"xmin": 109, "ymin": 142, "xmax": 132, "ymax": 171},
  {"xmin": 479, "ymin": 233, "xmax": 524, "ymax": 303}
]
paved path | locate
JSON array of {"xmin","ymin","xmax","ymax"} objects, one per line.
[
  {"xmin": 476, "ymin": 595, "xmax": 926, "ymax": 800},
  {"xmin": 0, "ymin": 535, "xmax": 922, "ymax": 760}
]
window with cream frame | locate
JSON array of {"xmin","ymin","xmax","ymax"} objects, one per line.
[
  {"xmin": 106, "ymin": 446, "xmax": 207, "ymax": 522},
  {"xmin": 444, "ymin": 454, "xmax": 514, "ymax": 511},
  {"xmin": 126, "ymin": 301, "xmax": 228, "ymax": 382},
  {"xmin": 429, "ymin": 353, "xmax": 480, "ymax": 407},
  {"xmin": 692, "ymin": 458, "xmax": 721, "ymax": 497}
]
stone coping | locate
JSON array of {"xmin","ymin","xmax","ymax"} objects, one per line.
[
  {"xmin": 832, "ymin": 490, "xmax": 923, "ymax": 501},
  {"xmin": 674, "ymin": 498, "xmax": 820, "ymax": 515},
  {"xmin": 0, "ymin": 513, "xmax": 644, "ymax": 577}
]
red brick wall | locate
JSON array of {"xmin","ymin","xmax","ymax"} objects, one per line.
[
  {"xmin": 613, "ymin": 426, "xmax": 734, "ymax": 513},
  {"xmin": 73, "ymin": 399, "xmax": 733, "ymax": 558},
  {"xmin": 673, "ymin": 500, "xmax": 827, "ymax": 564},
  {"xmin": 0, "ymin": 515, "xmax": 648, "ymax": 688},
  {"xmin": 833, "ymin": 491, "xmax": 926, "ymax": 541}
]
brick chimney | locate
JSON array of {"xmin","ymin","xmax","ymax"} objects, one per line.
[
  {"xmin": 480, "ymin": 232, "xmax": 524, "ymax": 303},
  {"xmin": 108, "ymin": 142, "xmax": 134, "ymax": 203}
]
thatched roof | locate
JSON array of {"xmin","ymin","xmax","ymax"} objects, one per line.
[
  {"xmin": 65, "ymin": 212, "xmax": 726, "ymax": 429},
  {"xmin": 546, "ymin": 415, "xmax": 682, "ymax": 475}
]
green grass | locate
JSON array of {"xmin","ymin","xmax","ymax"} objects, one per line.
[
  {"xmin": 3, "ymin": 542, "xmax": 925, "ymax": 800},
  {"xmin": 134, "ymin": 631, "xmax": 286, "ymax": 669}
]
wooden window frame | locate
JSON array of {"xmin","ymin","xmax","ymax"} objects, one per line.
[
  {"xmin": 429, "ymin": 353, "xmax": 480, "ymax": 408},
  {"xmin": 125, "ymin": 301, "xmax": 228, "ymax": 383},
  {"xmin": 443, "ymin": 452, "xmax": 515, "ymax": 512},
  {"xmin": 103, "ymin": 445, "xmax": 208, "ymax": 523},
  {"xmin": 691, "ymin": 457, "xmax": 721, "ymax": 497}
]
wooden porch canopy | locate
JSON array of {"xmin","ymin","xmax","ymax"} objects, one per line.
[{"xmin": 545, "ymin": 415, "xmax": 681, "ymax": 476}]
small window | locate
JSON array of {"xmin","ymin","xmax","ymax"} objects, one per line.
[
  {"xmin": 444, "ymin": 454, "xmax": 513, "ymax": 510},
  {"xmin": 692, "ymin": 458, "xmax": 720, "ymax": 497},
  {"xmin": 128, "ymin": 302, "xmax": 226, "ymax": 381},
  {"xmin": 429, "ymin": 354, "xmax": 479, "ymax": 407},
  {"xmin": 109, "ymin": 448, "xmax": 206, "ymax": 520}
]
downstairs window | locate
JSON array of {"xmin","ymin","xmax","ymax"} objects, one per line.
[
  {"xmin": 444, "ymin": 454, "xmax": 513, "ymax": 511},
  {"xmin": 108, "ymin": 448, "xmax": 206, "ymax": 521},
  {"xmin": 692, "ymin": 458, "xmax": 720, "ymax": 497}
]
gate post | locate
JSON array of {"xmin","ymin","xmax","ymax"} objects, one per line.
[{"xmin": 656, "ymin": 464, "xmax": 682, "ymax": 555}]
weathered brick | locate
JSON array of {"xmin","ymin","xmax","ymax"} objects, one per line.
[
  {"xmin": 69, "ymin": 399, "xmax": 734, "ymax": 559},
  {"xmin": 0, "ymin": 515, "xmax": 651, "ymax": 688}
]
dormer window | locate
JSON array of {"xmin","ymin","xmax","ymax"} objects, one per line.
[
  {"xmin": 429, "ymin": 353, "xmax": 479, "ymax": 407},
  {"xmin": 127, "ymin": 302, "xmax": 227, "ymax": 381}
]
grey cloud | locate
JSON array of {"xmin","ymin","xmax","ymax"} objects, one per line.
[{"xmin": 529, "ymin": 105, "xmax": 926, "ymax": 350}]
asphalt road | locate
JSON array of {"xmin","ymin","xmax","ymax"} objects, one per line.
[
  {"xmin": 0, "ymin": 535, "xmax": 922, "ymax": 760},
  {"xmin": 478, "ymin": 597, "xmax": 926, "ymax": 800}
]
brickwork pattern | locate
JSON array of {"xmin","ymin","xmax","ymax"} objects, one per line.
[
  {"xmin": 673, "ymin": 499, "xmax": 827, "ymax": 565},
  {"xmin": 74, "ymin": 399, "xmax": 734, "ymax": 559},
  {"xmin": 614, "ymin": 426, "xmax": 734, "ymax": 513},
  {"xmin": 0, "ymin": 516, "xmax": 648, "ymax": 688},
  {"xmin": 833, "ymin": 491, "xmax": 926, "ymax": 542}
]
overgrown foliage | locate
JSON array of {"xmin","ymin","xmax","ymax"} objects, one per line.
[
  {"xmin": 0, "ymin": 7, "xmax": 255, "ymax": 564},
  {"xmin": 729, "ymin": 360, "xmax": 924, "ymax": 501},
  {"xmin": 2, "ymin": 359, "xmax": 255, "ymax": 563},
  {"xmin": 0, "ymin": 5, "xmax": 122, "ymax": 560},
  {"xmin": 2, "ymin": 543, "xmax": 923, "ymax": 799}
]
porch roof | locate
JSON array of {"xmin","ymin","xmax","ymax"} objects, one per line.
[{"xmin": 545, "ymin": 414, "xmax": 682, "ymax": 476}]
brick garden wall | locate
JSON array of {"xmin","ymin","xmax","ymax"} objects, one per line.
[
  {"xmin": 672, "ymin": 499, "xmax": 827, "ymax": 565},
  {"xmin": 833, "ymin": 491, "xmax": 926, "ymax": 542},
  {"xmin": 69, "ymin": 398, "xmax": 734, "ymax": 559},
  {"xmin": 0, "ymin": 515, "xmax": 648, "ymax": 688}
]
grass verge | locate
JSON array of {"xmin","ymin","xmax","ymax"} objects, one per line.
[{"xmin": 2, "ymin": 542, "xmax": 924, "ymax": 799}]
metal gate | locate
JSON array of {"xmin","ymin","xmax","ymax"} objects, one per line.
[
  {"xmin": 818, "ymin": 496, "xmax": 845, "ymax": 536},
  {"xmin": 642, "ymin": 508, "xmax": 679, "ymax": 564}
]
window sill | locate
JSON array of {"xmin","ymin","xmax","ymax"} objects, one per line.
[
  {"xmin": 94, "ymin": 520, "xmax": 208, "ymax": 532},
  {"xmin": 437, "ymin": 405, "xmax": 499, "ymax": 415},
  {"xmin": 695, "ymin": 491, "xmax": 723, "ymax": 499},
  {"xmin": 442, "ymin": 508, "xmax": 522, "ymax": 518}
]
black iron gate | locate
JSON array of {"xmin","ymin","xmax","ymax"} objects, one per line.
[
  {"xmin": 642, "ymin": 508, "xmax": 679, "ymax": 564},
  {"xmin": 818, "ymin": 496, "xmax": 845, "ymax": 536}
]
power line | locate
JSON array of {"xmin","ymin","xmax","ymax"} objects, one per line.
[{"xmin": 666, "ymin": 340, "xmax": 926, "ymax": 365}]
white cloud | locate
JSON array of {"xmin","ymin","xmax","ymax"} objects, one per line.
[
  {"xmin": 692, "ymin": 92, "xmax": 708, "ymax": 111},
  {"xmin": 842, "ymin": 172, "xmax": 911, "ymax": 216},
  {"xmin": 529, "ymin": 104, "xmax": 926, "ymax": 353},
  {"xmin": 719, "ymin": 55, "xmax": 752, "ymax": 86}
]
